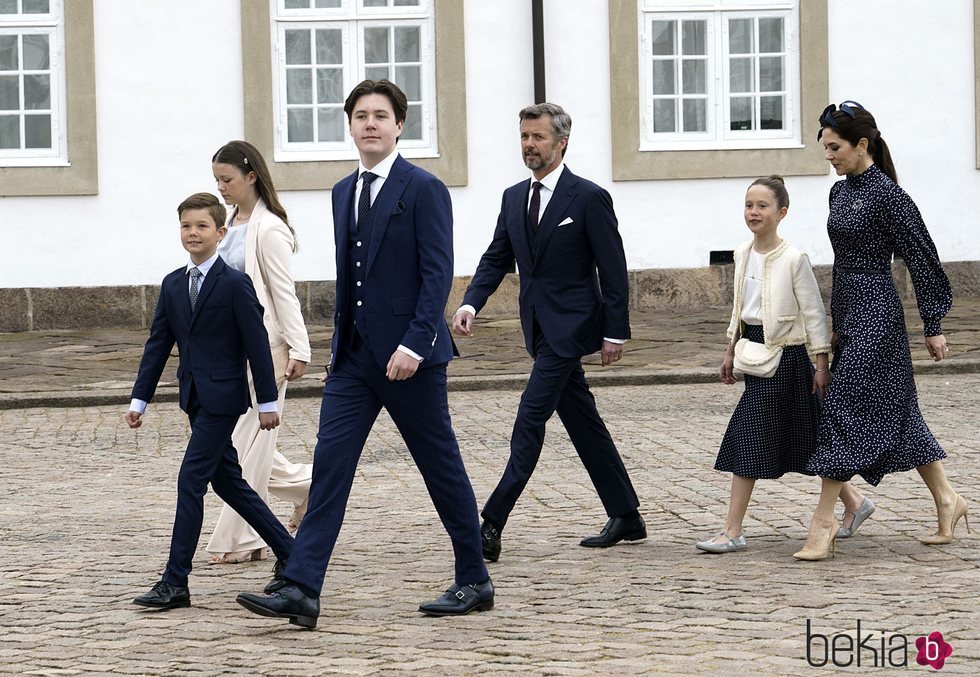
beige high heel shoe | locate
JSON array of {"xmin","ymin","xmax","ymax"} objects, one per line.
[
  {"xmin": 287, "ymin": 499, "xmax": 308, "ymax": 534},
  {"xmin": 920, "ymin": 495, "xmax": 970, "ymax": 545},
  {"xmin": 793, "ymin": 519, "xmax": 839, "ymax": 561},
  {"xmin": 208, "ymin": 548, "xmax": 267, "ymax": 565}
]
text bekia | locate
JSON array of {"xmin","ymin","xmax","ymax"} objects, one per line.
[{"xmin": 805, "ymin": 620, "xmax": 908, "ymax": 668}]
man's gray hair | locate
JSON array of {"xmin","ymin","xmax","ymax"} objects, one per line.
[{"xmin": 518, "ymin": 103, "xmax": 572, "ymax": 143}]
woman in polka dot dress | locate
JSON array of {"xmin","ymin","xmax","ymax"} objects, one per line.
[
  {"xmin": 697, "ymin": 176, "xmax": 843, "ymax": 554},
  {"xmin": 794, "ymin": 102, "xmax": 969, "ymax": 561}
]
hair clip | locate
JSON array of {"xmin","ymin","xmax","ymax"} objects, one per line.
[{"xmin": 243, "ymin": 157, "xmax": 249, "ymax": 165}]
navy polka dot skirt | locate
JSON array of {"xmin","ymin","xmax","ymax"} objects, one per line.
[{"xmin": 715, "ymin": 324, "xmax": 820, "ymax": 479}]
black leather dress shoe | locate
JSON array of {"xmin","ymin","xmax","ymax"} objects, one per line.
[
  {"xmin": 481, "ymin": 520, "xmax": 501, "ymax": 562},
  {"xmin": 579, "ymin": 514, "xmax": 647, "ymax": 548},
  {"xmin": 264, "ymin": 558, "xmax": 288, "ymax": 594},
  {"xmin": 418, "ymin": 578, "xmax": 494, "ymax": 616},
  {"xmin": 133, "ymin": 581, "xmax": 190, "ymax": 610},
  {"xmin": 237, "ymin": 584, "xmax": 320, "ymax": 629}
]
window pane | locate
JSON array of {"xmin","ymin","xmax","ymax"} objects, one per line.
[
  {"xmin": 23, "ymin": 0, "xmax": 50, "ymax": 13},
  {"xmin": 681, "ymin": 20, "xmax": 706, "ymax": 56},
  {"xmin": 364, "ymin": 27, "xmax": 389, "ymax": 63},
  {"xmin": 287, "ymin": 108, "xmax": 314, "ymax": 142},
  {"xmin": 286, "ymin": 69, "xmax": 312, "ymax": 104},
  {"xmin": 653, "ymin": 99, "xmax": 675, "ymax": 133},
  {"xmin": 395, "ymin": 65, "xmax": 420, "ymax": 100},
  {"xmin": 285, "ymin": 0, "xmax": 309, "ymax": 8},
  {"xmin": 729, "ymin": 19, "xmax": 753, "ymax": 54},
  {"xmin": 730, "ymin": 97, "xmax": 753, "ymax": 130},
  {"xmin": 760, "ymin": 95, "xmax": 783, "ymax": 130},
  {"xmin": 0, "ymin": 75, "xmax": 19, "ymax": 110},
  {"xmin": 0, "ymin": 114, "xmax": 18, "ymax": 148},
  {"xmin": 681, "ymin": 59, "xmax": 704, "ymax": 94},
  {"xmin": 365, "ymin": 65, "xmax": 388, "ymax": 81},
  {"xmin": 759, "ymin": 18, "xmax": 783, "ymax": 53},
  {"xmin": 729, "ymin": 58, "xmax": 753, "ymax": 93},
  {"xmin": 23, "ymin": 34, "xmax": 49, "ymax": 70},
  {"xmin": 651, "ymin": 21, "xmax": 675, "ymax": 56},
  {"xmin": 24, "ymin": 112, "xmax": 49, "ymax": 147},
  {"xmin": 315, "ymin": 0, "xmax": 342, "ymax": 7},
  {"xmin": 394, "ymin": 0, "xmax": 419, "ymax": 5},
  {"xmin": 316, "ymin": 67, "xmax": 343, "ymax": 103},
  {"xmin": 0, "ymin": 35, "xmax": 17, "ymax": 71},
  {"xmin": 317, "ymin": 107, "xmax": 344, "ymax": 142},
  {"xmin": 759, "ymin": 56, "xmax": 782, "ymax": 92},
  {"xmin": 364, "ymin": 0, "xmax": 386, "ymax": 7},
  {"xmin": 394, "ymin": 26, "xmax": 419, "ymax": 62},
  {"xmin": 652, "ymin": 60, "xmax": 674, "ymax": 95},
  {"xmin": 0, "ymin": 0, "xmax": 16, "ymax": 14},
  {"xmin": 285, "ymin": 30, "xmax": 312, "ymax": 65},
  {"xmin": 24, "ymin": 73, "xmax": 48, "ymax": 109},
  {"xmin": 402, "ymin": 103, "xmax": 421, "ymax": 139},
  {"xmin": 682, "ymin": 99, "xmax": 706, "ymax": 132},
  {"xmin": 315, "ymin": 29, "xmax": 342, "ymax": 64}
]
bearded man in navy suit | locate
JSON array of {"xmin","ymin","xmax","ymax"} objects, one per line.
[
  {"xmin": 237, "ymin": 80, "xmax": 491, "ymax": 629},
  {"xmin": 453, "ymin": 103, "xmax": 645, "ymax": 562}
]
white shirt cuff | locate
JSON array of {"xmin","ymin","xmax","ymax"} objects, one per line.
[
  {"xmin": 257, "ymin": 401, "xmax": 278, "ymax": 413},
  {"xmin": 458, "ymin": 304, "xmax": 477, "ymax": 317},
  {"xmin": 397, "ymin": 344, "xmax": 424, "ymax": 362},
  {"xmin": 603, "ymin": 337, "xmax": 626, "ymax": 344},
  {"xmin": 129, "ymin": 398, "xmax": 147, "ymax": 414}
]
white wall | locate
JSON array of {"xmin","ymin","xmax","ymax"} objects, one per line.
[{"xmin": 0, "ymin": 0, "xmax": 977, "ymax": 288}]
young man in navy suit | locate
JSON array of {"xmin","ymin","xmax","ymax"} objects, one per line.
[
  {"xmin": 237, "ymin": 80, "xmax": 491, "ymax": 629},
  {"xmin": 453, "ymin": 103, "xmax": 645, "ymax": 562},
  {"xmin": 126, "ymin": 193, "xmax": 293, "ymax": 610}
]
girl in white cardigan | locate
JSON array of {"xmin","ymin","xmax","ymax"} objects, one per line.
[
  {"xmin": 206, "ymin": 141, "xmax": 313, "ymax": 564},
  {"xmin": 697, "ymin": 176, "xmax": 851, "ymax": 553}
]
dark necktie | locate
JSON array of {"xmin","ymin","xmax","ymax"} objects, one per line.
[
  {"xmin": 528, "ymin": 181, "xmax": 543, "ymax": 233},
  {"xmin": 357, "ymin": 171, "xmax": 378, "ymax": 231},
  {"xmin": 189, "ymin": 267, "xmax": 202, "ymax": 311}
]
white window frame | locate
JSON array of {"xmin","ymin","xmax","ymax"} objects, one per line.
[
  {"xmin": 637, "ymin": 0, "xmax": 800, "ymax": 152},
  {"xmin": 0, "ymin": 0, "xmax": 68, "ymax": 167},
  {"xmin": 270, "ymin": 0, "xmax": 437, "ymax": 163}
]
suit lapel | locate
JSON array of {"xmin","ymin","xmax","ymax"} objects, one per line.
[
  {"xmin": 174, "ymin": 268, "xmax": 192, "ymax": 328},
  {"xmin": 509, "ymin": 179, "xmax": 534, "ymax": 271},
  {"xmin": 366, "ymin": 155, "xmax": 409, "ymax": 273},
  {"xmin": 533, "ymin": 168, "xmax": 579, "ymax": 259},
  {"xmin": 189, "ymin": 257, "xmax": 224, "ymax": 329},
  {"xmin": 334, "ymin": 171, "xmax": 357, "ymax": 265}
]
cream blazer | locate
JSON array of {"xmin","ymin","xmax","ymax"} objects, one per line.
[
  {"xmin": 726, "ymin": 240, "xmax": 831, "ymax": 357},
  {"xmin": 243, "ymin": 199, "xmax": 312, "ymax": 367}
]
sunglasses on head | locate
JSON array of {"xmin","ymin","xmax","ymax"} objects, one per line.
[{"xmin": 820, "ymin": 100, "xmax": 864, "ymax": 127}]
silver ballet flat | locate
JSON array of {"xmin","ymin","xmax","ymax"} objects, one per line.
[
  {"xmin": 837, "ymin": 497, "xmax": 875, "ymax": 539},
  {"xmin": 695, "ymin": 532, "xmax": 747, "ymax": 553}
]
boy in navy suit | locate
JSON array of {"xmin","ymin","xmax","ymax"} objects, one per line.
[{"xmin": 126, "ymin": 192, "xmax": 293, "ymax": 610}]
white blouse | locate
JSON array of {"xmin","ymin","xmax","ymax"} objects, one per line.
[
  {"xmin": 217, "ymin": 220, "xmax": 248, "ymax": 273},
  {"xmin": 740, "ymin": 249, "xmax": 766, "ymax": 325}
]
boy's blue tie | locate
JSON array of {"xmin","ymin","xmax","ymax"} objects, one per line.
[
  {"xmin": 357, "ymin": 171, "xmax": 378, "ymax": 231},
  {"xmin": 189, "ymin": 267, "xmax": 202, "ymax": 311}
]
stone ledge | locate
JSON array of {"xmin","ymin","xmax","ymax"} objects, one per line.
[{"xmin": 2, "ymin": 261, "xmax": 978, "ymax": 332}]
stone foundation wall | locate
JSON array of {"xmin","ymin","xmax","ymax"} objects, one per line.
[{"xmin": 3, "ymin": 261, "xmax": 979, "ymax": 332}]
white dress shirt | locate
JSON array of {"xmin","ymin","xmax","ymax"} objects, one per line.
[
  {"xmin": 216, "ymin": 218, "xmax": 248, "ymax": 273},
  {"xmin": 129, "ymin": 251, "xmax": 277, "ymax": 414}
]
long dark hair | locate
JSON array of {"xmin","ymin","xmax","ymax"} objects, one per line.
[
  {"xmin": 817, "ymin": 105, "xmax": 898, "ymax": 184},
  {"xmin": 212, "ymin": 140, "xmax": 297, "ymax": 250}
]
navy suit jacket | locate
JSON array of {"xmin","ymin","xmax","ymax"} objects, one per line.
[
  {"xmin": 330, "ymin": 154, "xmax": 457, "ymax": 370},
  {"xmin": 131, "ymin": 256, "xmax": 277, "ymax": 416},
  {"xmin": 462, "ymin": 166, "xmax": 631, "ymax": 358}
]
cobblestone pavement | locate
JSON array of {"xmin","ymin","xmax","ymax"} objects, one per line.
[{"xmin": 1, "ymin": 376, "xmax": 978, "ymax": 674}]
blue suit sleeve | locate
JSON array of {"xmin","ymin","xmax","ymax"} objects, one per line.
[
  {"xmin": 400, "ymin": 177, "xmax": 455, "ymax": 360},
  {"xmin": 130, "ymin": 284, "xmax": 176, "ymax": 403},
  {"xmin": 584, "ymin": 187, "xmax": 631, "ymax": 340},
  {"xmin": 462, "ymin": 192, "xmax": 516, "ymax": 313},
  {"xmin": 233, "ymin": 274, "xmax": 278, "ymax": 405}
]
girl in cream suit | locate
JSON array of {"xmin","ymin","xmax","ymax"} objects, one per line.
[{"xmin": 206, "ymin": 140, "xmax": 313, "ymax": 564}]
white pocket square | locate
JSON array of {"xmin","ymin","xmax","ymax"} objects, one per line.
[{"xmin": 557, "ymin": 217, "xmax": 574, "ymax": 227}]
